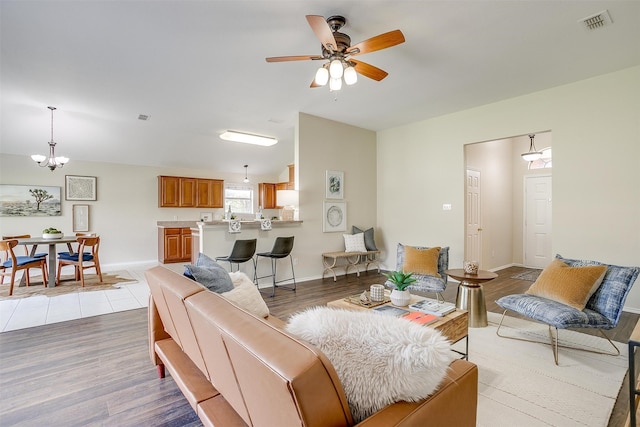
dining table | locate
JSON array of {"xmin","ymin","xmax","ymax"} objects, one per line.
[{"xmin": 16, "ymin": 235, "xmax": 80, "ymax": 288}]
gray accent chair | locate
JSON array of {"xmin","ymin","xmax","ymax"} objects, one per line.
[
  {"xmin": 496, "ymin": 254, "xmax": 639, "ymax": 365},
  {"xmin": 385, "ymin": 243, "xmax": 449, "ymax": 301}
]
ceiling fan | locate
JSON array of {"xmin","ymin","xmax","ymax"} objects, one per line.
[{"xmin": 265, "ymin": 15, "xmax": 405, "ymax": 90}]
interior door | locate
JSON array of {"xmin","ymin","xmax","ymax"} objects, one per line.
[
  {"xmin": 524, "ymin": 175, "xmax": 552, "ymax": 268},
  {"xmin": 465, "ymin": 169, "xmax": 482, "ymax": 265}
]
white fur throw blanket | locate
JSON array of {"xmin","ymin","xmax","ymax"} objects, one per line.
[{"xmin": 286, "ymin": 306, "xmax": 453, "ymax": 422}]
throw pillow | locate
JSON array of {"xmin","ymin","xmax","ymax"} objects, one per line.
[
  {"xmin": 221, "ymin": 272, "xmax": 270, "ymax": 318},
  {"xmin": 403, "ymin": 246, "xmax": 441, "ymax": 277},
  {"xmin": 352, "ymin": 226, "xmax": 378, "ymax": 251},
  {"xmin": 286, "ymin": 307, "xmax": 453, "ymax": 423},
  {"xmin": 195, "ymin": 252, "xmax": 219, "ymax": 268},
  {"xmin": 343, "ymin": 233, "xmax": 367, "ymax": 252},
  {"xmin": 184, "ymin": 255, "xmax": 234, "ymax": 293},
  {"xmin": 525, "ymin": 258, "xmax": 608, "ymax": 310}
]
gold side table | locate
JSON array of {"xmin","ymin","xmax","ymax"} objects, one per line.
[{"xmin": 446, "ymin": 268, "xmax": 498, "ymax": 328}]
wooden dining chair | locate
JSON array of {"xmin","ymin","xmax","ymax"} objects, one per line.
[
  {"xmin": 56, "ymin": 236, "xmax": 103, "ymax": 287},
  {"xmin": 2, "ymin": 234, "xmax": 48, "ymax": 279},
  {"xmin": 58, "ymin": 232, "xmax": 97, "ymax": 257},
  {"xmin": 0, "ymin": 239, "xmax": 47, "ymax": 296}
]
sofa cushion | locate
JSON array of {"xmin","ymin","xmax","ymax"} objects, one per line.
[
  {"xmin": 525, "ymin": 258, "xmax": 607, "ymax": 310},
  {"xmin": 403, "ymin": 246, "xmax": 441, "ymax": 278},
  {"xmin": 222, "ymin": 272, "xmax": 269, "ymax": 318},
  {"xmin": 343, "ymin": 233, "xmax": 366, "ymax": 252},
  {"xmin": 285, "ymin": 306, "xmax": 453, "ymax": 423},
  {"xmin": 352, "ymin": 226, "xmax": 378, "ymax": 251}
]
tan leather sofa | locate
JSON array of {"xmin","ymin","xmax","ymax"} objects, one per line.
[{"xmin": 146, "ymin": 266, "xmax": 478, "ymax": 426}]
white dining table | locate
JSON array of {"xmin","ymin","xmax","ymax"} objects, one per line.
[{"xmin": 16, "ymin": 236, "xmax": 79, "ymax": 288}]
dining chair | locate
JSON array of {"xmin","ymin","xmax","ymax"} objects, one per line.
[
  {"xmin": 255, "ymin": 236, "xmax": 296, "ymax": 297},
  {"xmin": 0, "ymin": 239, "xmax": 47, "ymax": 295},
  {"xmin": 56, "ymin": 236, "xmax": 103, "ymax": 287},
  {"xmin": 215, "ymin": 239, "xmax": 257, "ymax": 278},
  {"xmin": 2, "ymin": 234, "xmax": 48, "ymax": 279},
  {"xmin": 58, "ymin": 232, "xmax": 97, "ymax": 258}
]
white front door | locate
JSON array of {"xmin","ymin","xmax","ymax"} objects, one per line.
[
  {"xmin": 524, "ymin": 175, "xmax": 552, "ymax": 268},
  {"xmin": 466, "ymin": 169, "xmax": 482, "ymax": 265}
]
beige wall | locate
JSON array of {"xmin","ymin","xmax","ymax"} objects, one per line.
[{"xmin": 377, "ymin": 65, "xmax": 640, "ymax": 311}]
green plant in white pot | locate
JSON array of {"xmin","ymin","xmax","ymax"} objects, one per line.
[{"xmin": 384, "ymin": 271, "xmax": 416, "ymax": 307}]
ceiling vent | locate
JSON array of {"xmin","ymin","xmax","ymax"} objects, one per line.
[
  {"xmin": 578, "ymin": 10, "xmax": 613, "ymax": 30},
  {"xmin": 138, "ymin": 114, "xmax": 150, "ymax": 121}
]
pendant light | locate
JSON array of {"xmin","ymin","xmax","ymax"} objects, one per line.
[
  {"xmin": 521, "ymin": 134, "xmax": 543, "ymax": 162},
  {"xmin": 243, "ymin": 165, "xmax": 249, "ymax": 183},
  {"xmin": 31, "ymin": 106, "xmax": 69, "ymax": 171}
]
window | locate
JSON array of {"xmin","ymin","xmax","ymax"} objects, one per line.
[
  {"xmin": 225, "ymin": 183, "xmax": 253, "ymax": 214},
  {"xmin": 529, "ymin": 147, "xmax": 552, "ymax": 170}
]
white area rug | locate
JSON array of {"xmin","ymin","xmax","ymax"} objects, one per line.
[{"xmin": 451, "ymin": 312, "xmax": 628, "ymax": 427}]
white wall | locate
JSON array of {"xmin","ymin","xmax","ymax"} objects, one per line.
[{"xmin": 377, "ymin": 66, "xmax": 640, "ymax": 311}]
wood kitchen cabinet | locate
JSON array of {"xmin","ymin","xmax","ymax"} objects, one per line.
[
  {"xmin": 158, "ymin": 176, "xmax": 223, "ymax": 208},
  {"xmin": 159, "ymin": 227, "xmax": 192, "ymax": 263}
]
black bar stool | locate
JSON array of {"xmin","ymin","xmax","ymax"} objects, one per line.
[
  {"xmin": 215, "ymin": 239, "xmax": 257, "ymax": 279},
  {"xmin": 255, "ymin": 236, "xmax": 296, "ymax": 297}
]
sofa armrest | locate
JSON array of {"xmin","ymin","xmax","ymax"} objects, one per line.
[
  {"xmin": 148, "ymin": 295, "xmax": 171, "ymax": 368},
  {"xmin": 354, "ymin": 359, "xmax": 477, "ymax": 427}
]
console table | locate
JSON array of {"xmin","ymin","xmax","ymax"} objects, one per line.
[{"xmin": 321, "ymin": 251, "xmax": 380, "ymax": 281}]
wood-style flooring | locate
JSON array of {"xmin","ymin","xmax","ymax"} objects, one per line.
[{"xmin": 0, "ymin": 266, "xmax": 636, "ymax": 426}]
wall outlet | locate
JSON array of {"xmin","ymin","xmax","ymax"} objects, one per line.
[{"xmin": 442, "ymin": 204, "xmax": 452, "ymax": 211}]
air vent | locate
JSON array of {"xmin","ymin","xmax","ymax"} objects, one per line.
[
  {"xmin": 578, "ymin": 10, "xmax": 613, "ymax": 30},
  {"xmin": 138, "ymin": 114, "xmax": 150, "ymax": 121}
]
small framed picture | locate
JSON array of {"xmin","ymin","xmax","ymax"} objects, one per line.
[
  {"xmin": 325, "ymin": 170, "xmax": 344, "ymax": 199},
  {"xmin": 66, "ymin": 175, "xmax": 97, "ymax": 201},
  {"xmin": 323, "ymin": 201, "xmax": 347, "ymax": 232},
  {"xmin": 73, "ymin": 204, "xmax": 90, "ymax": 232}
]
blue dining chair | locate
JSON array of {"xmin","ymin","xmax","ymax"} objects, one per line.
[{"xmin": 0, "ymin": 239, "xmax": 47, "ymax": 296}]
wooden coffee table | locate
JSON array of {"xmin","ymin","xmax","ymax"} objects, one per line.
[{"xmin": 327, "ymin": 291, "xmax": 469, "ymax": 359}]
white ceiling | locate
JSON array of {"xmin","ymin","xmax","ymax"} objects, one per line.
[{"xmin": 1, "ymin": 1, "xmax": 639, "ymax": 177}]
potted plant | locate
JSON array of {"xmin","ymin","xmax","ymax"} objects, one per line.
[{"xmin": 384, "ymin": 271, "xmax": 416, "ymax": 306}]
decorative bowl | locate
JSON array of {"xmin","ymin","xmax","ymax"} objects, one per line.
[{"xmin": 42, "ymin": 233, "xmax": 63, "ymax": 239}]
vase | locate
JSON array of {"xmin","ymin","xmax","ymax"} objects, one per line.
[{"xmin": 390, "ymin": 289, "xmax": 411, "ymax": 307}]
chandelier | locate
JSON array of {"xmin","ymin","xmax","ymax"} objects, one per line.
[
  {"xmin": 521, "ymin": 134, "xmax": 542, "ymax": 162},
  {"xmin": 31, "ymin": 106, "xmax": 69, "ymax": 171},
  {"xmin": 314, "ymin": 58, "xmax": 358, "ymax": 91}
]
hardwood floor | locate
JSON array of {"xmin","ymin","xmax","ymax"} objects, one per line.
[{"xmin": 0, "ymin": 266, "xmax": 636, "ymax": 426}]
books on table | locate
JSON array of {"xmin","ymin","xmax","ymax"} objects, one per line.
[
  {"xmin": 409, "ymin": 298, "xmax": 456, "ymax": 317},
  {"xmin": 402, "ymin": 311, "xmax": 438, "ymax": 325},
  {"xmin": 373, "ymin": 305, "xmax": 410, "ymax": 317}
]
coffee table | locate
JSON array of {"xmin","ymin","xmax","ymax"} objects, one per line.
[
  {"xmin": 445, "ymin": 268, "xmax": 498, "ymax": 328},
  {"xmin": 327, "ymin": 291, "xmax": 469, "ymax": 359}
]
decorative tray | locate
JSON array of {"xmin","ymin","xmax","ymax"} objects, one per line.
[{"xmin": 343, "ymin": 292, "xmax": 391, "ymax": 309}]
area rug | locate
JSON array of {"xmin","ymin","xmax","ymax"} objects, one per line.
[
  {"xmin": 0, "ymin": 272, "xmax": 138, "ymax": 299},
  {"xmin": 451, "ymin": 312, "xmax": 627, "ymax": 427},
  {"xmin": 511, "ymin": 268, "xmax": 542, "ymax": 281}
]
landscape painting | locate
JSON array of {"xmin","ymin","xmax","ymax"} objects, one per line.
[{"xmin": 0, "ymin": 185, "xmax": 62, "ymax": 216}]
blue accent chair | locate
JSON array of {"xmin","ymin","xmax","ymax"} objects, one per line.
[
  {"xmin": 385, "ymin": 243, "xmax": 449, "ymax": 301},
  {"xmin": 496, "ymin": 254, "xmax": 639, "ymax": 365}
]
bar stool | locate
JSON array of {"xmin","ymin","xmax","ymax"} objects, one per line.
[
  {"xmin": 255, "ymin": 236, "xmax": 296, "ymax": 297},
  {"xmin": 215, "ymin": 239, "xmax": 257, "ymax": 278}
]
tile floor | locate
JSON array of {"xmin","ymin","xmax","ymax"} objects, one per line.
[{"xmin": 0, "ymin": 263, "xmax": 183, "ymax": 333}]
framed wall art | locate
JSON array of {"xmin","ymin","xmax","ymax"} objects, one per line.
[
  {"xmin": 65, "ymin": 175, "xmax": 97, "ymax": 201},
  {"xmin": 73, "ymin": 204, "xmax": 90, "ymax": 232},
  {"xmin": 0, "ymin": 184, "xmax": 61, "ymax": 216},
  {"xmin": 325, "ymin": 170, "xmax": 344, "ymax": 199},
  {"xmin": 323, "ymin": 201, "xmax": 347, "ymax": 233}
]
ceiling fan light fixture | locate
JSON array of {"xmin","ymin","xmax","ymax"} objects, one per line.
[
  {"xmin": 220, "ymin": 130, "xmax": 278, "ymax": 147},
  {"xmin": 329, "ymin": 77, "xmax": 342, "ymax": 91},
  {"xmin": 343, "ymin": 66, "xmax": 357, "ymax": 85},
  {"xmin": 315, "ymin": 66, "xmax": 329, "ymax": 86},
  {"xmin": 329, "ymin": 59, "xmax": 344, "ymax": 79}
]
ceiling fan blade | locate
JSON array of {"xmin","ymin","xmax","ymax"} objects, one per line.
[
  {"xmin": 266, "ymin": 55, "xmax": 323, "ymax": 62},
  {"xmin": 346, "ymin": 29, "xmax": 405, "ymax": 56},
  {"xmin": 351, "ymin": 59, "xmax": 388, "ymax": 81},
  {"xmin": 306, "ymin": 15, "xmax": 337, "ymax": 52}
]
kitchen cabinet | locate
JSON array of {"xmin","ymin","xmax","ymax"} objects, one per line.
[
  {"xmin": 158, "ymin": 227, "xmax": 192, "ymax": 263},
  {"xmin": 158, "ymin": 176, "xmax": 223, "ymax": 208}
]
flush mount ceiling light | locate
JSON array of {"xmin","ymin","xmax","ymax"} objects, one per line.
[
  {"xmin": 31, "ymin": 106, "xmax": 69, "ymax": 171},
  {"xmin": 266, "ymin": 15, "xmax": 405, "ymax": 92},
  {"xmin": 220, "ymin": 130, "xmax": 278, "ymax": 147},
  {"xmin": 243, "ymin": 165, "xmax": 250, "ymax": 183},
  {"xmin": 521, "ymin": 134, "xmax": 543, "ymax": 162}
]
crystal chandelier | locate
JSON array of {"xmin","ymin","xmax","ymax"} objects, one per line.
[{"xmin": 31, "ymin": 106, "xmax": 69, "ymax": 171}]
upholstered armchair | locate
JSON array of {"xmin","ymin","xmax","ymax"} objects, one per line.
[
  {"xmin": 385, "ymin": 243, "xmax": 449, "ymax": 301},
  {"xmin": 496, "ymin": 254, "xmax": 639, "ymax": 365}
]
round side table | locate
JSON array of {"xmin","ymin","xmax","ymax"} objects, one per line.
[{"xmin": 445, "ymin": 268, "xmax": 498, "ymax": 328}]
